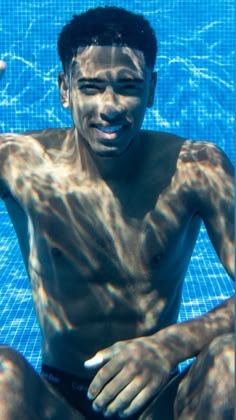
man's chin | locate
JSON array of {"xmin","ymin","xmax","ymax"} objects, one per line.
[
  {"xmin": 94, "ymin": 149, "xmax": 124, "ymax": 158},
  {"xmin": 91, "ymin": 143, "xmax": 129, "ymax": 158}
]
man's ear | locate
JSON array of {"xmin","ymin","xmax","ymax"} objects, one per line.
[
  {"xmin": 147, "ymin": 71, "xmax": 157, "ymax": 108},
  {"xmin": 58, "ymin": 72, "xmax": 70, "ymax": 108}
]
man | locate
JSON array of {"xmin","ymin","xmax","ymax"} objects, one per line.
[{"xmin": 0, "ymin": 6, "xmax": 234, "ymax": 420}]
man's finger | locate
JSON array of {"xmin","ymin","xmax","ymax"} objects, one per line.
[
  {"xmin": 87, "ymin": 356, "xmax": 124, "ymax": 400},
  {"xmin": 91, "ymin": 365, "xmax": 139, "ymax": 414},
  {"xmin": 102, "ymin": 373, "xmax": 146, "ymax": 417},
  {"xmin": 84, "ymin": 344, "xmax": 121, "ymax": 368},
  {"xmin": 84, "ymin": 353, "xmax": 108, "ymax": 368},
  {"xmin": 119, "ymin": 383, "xmax": 158, "ymax": 418},
  {"xmin": 0, "ymin": 61, "xmax": 6, "ymax": 80}
]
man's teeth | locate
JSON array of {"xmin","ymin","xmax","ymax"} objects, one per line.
[{"xmin": 96, "ymin": 125, "xmax": 122, "ymax": 133}]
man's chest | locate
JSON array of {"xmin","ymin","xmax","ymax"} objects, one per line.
[{"xmin": 20, "ymin": 170, "xmax": 198, "ymax": 274}]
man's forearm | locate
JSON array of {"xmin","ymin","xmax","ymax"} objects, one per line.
[{"xmin": 153, "ymin": 295, "xmax": 234, "ymax": 367}]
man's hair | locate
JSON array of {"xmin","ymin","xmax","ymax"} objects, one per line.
[{"xmin": 58, "ymin": 6, "xmax": 158, "ymax": 72}]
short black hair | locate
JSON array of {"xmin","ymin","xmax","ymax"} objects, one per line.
[{"xmin": 58, "ymin": 6, "xmax": 158, "ymax": 72}]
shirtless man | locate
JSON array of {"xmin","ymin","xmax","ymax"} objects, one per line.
[{"xmin": 0, "ymin": 6, "xmax": 234, "ymax": 420}]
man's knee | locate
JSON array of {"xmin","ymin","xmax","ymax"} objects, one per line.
[
  {"xmin": 0, "ymin": 345, "xmax": 28, "ymax": 379},
  {"xmin": 208, "ymin": 333, "xmax": 234, "ymax": 357},
  {"xmin": 0, "ymin": 344, "xmax": 34, "ymax": 405},
  {"xmin": 203, "ymin": 333, "xmax": 234, "ymax": 386},
  {"xmin": 0, "ymin": 345, "xmax": 24, "ymax": 363},
  {"xmin": 174, "ymin": 334, "xmax": 234, "ymax": 419}
]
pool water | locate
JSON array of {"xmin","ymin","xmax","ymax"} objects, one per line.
[{"xmin": 0, "ymin": 0, "xmax": 234, "ymax": 373}]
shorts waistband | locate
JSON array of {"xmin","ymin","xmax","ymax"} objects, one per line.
[{"xmin": 41, "ymin": 363, "xmax": 90, "ymax": 392}]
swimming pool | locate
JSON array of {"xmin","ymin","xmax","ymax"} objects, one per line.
[{"xmin": 0, "ymin": 0, "xmax": 234, "ymax": 373}]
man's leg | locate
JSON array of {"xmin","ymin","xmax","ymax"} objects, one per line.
[
  {"xmin": 174, "ymin": 333, "xmax": 234, "ymax": 420},
  {"xmin": 0, "ymin": 345, "xmax": 85, "ymax": 420}
]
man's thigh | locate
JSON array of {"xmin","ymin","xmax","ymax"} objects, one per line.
[
  {"xmin": 174, "ymin": 333, "xmax": 234, "ymax": 420},
  {"xmin": 0, "ymin": 345, "xmax": 85, "ymax": 420}
]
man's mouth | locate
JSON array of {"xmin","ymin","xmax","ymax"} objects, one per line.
[{"xmin": 94, "ymin": 124, "xmax": 124, "ymax": 134}]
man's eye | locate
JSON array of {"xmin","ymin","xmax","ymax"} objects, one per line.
[
  {"xmin": 79, "ymin": 85, "xmax": 101, "ymax": 94},
  {"xmin": 118, "ymin": 84, "xmax": 142, "ymax": 94}
]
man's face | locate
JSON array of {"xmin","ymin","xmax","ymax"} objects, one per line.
[{"xmin": 59, "ymin": 46, "xmax": 156, "ymax": 157}]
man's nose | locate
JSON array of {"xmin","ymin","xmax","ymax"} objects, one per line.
[
  {"xmin": 100, "ymin": 107, "xmax": 126, "ymax": 122},
  {"xmin": 99, "ymin": 88, "xmax": 126, "ymax": 122}
]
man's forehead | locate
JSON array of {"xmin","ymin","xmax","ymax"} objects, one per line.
[{"xmin": 69, "ymin": 45, "xmax": 147, "ymax": 76}]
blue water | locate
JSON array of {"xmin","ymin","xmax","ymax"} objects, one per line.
[{"xmin": 0, "ymin": 0, "xmax": 234, "ymax": 372}]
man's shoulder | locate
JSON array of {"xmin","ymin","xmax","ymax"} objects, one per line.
[
  {"xmin": 140, "ymin": 131, "xmax": 233, "ymax": 192},
  {"xmin": 0, "ymin": 128, "xmax": 72, "ymax": 192},
  {"xmin": 0, "ymin": 127, "xmax": 72, "ymax": 150},
  {"xmin": 176, "ymin": 138, "xmax": 233, "ymax": 172},
  {"xmin": 22, "ymin": 127, "xmax": 72, "ymax": 150},
  {"xmin": 141, "ymin": 130, "xmax": 230, "ymax": 166}
]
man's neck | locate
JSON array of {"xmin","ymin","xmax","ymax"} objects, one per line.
[{"xmin": 74, "ymin": 129, "xmax": 143, "ymax": 183}]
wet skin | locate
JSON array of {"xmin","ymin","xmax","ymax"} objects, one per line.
[{"xmin": 0, "ymin": 48, "xmax": 234, "ymax": 418}]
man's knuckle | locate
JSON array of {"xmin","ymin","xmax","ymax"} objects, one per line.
[
  {"xmin": 127, "ymin": 359, "xmax": 138, "ymax": 373},
  {"xmin": 94, "ymin": 370, "xmax": 107, "ymax": 385}
]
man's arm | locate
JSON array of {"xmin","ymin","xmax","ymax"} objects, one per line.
[
  {"xmin": 194, "ymin": 141, "xmax": 234, "ymax": 279},
  {"xmin": 0, "ymin": 59, "xmax": 44, "ymax": 195},
  {"xmin": 159, "ymin": 140, "xmax": 235, "ymax": 363},
  {"xmin": 0, "ymin": 61, "xmax": 8, "ymax": 194}
]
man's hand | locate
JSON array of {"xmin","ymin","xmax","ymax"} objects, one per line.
[
  {"xmin": 85, "ymin": 298, "xmax": 235, "ymax": 417},
  {"xmin": 0, "ymin": 61, "xmax": 6, "ymax": 81},
  {"xmin": 84, "ymin": 337, "xmax": 174, "ymax": 418}
]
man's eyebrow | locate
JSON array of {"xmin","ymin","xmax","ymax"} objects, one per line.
[
  {"xmin": 77, "ymin": 77, "xmax": 144, "ymax": 84},
  {"xmin": 77, "ymin": 78, "xmax": 104, "ymax": 83},
  {"xmin": 117, "ymin": 77, "xmax": 144, "ymax": 83}
]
